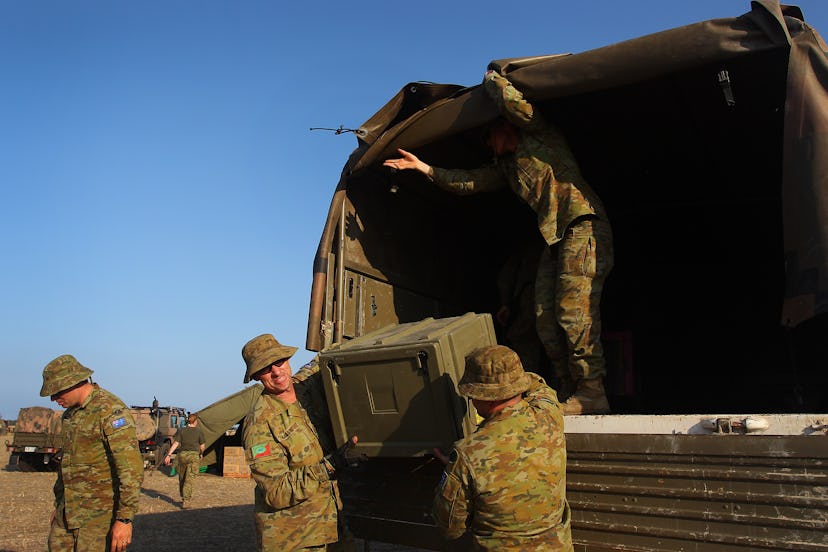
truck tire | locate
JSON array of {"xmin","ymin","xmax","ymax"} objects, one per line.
[
  {"xmin": 133, "ymin": 414, "xmax": 156, "ymax": 442},
  {"xmin": 7, "ymin": 453, "xmax": 22, "ymax": 471},
  {"xmin": 16, "ymin": 455, "xmax": 38, "ymax": 472}
]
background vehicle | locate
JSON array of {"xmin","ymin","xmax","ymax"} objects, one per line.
[
  {"xmin": 5, "ymin": 401, "xmax": 189, "ymax": 472},
  {"xmin": 5, "ymin": 407, "xmax": 63, "ymax": 472},
  {"xmin": 130, "ymin": 400, "xmax": 188, "ymax": 468}
]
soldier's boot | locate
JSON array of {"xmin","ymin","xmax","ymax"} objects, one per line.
[
  {"xmin": 562, "ymin": 378, "xmax": 610, "ymax": 415},
  {"xmin": 555, "ymin": 375, "xmax": 577, "ymax": 402}
]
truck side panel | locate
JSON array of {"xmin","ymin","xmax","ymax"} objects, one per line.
[
  {"xmin": 567, "ymin": 433, "xmax": 828, "ymax": 551},
  {"xmin": 337, "ymin": 433, "xmax": 828, "ymax": 551}
]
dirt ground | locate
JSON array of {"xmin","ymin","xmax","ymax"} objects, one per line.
[{"xmin": 0, "ymin": 447, "xmax": 426, "ymax": 552}]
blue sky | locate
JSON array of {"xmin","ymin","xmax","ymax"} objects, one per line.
[{"xmin": 2, "ymin": 1, "xmax": 827, "ymax": 419}]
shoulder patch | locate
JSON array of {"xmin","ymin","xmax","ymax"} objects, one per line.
[
  {"xmin": 439, "ymin": 470, "xmax": 448, "ymax": 489},
  {"xmin": 250, "ymin": 443, "xmax": 271, "ymax": 459},
  {"xmin": 111, "ymin": 417, "xmax": 127, "ymax": 429}
]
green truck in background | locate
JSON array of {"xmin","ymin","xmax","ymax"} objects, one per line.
[
  {"xmin": 5, "ymin": 406, "xmax": 63, "ymax": 472},
  {"xmin": 198, "ymin": 2, "xmax": 828, "ymax": 550},
  {"xmin": 130, "ymin": 401, "xmax": 189, "ymax": 469},
  {"xmin": 5, "ymin": 401, "xmax": 189, "ymax": 472}
]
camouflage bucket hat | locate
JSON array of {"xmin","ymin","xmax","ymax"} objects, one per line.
[
  {"xmin": 458, "ymin": 345, "xmax": 530, "ymax": 401},
  {"xmin": 40, "ymin": 354, "xmax": 94, "ymax": 397},
  {"xmin": 242, "ymin": 334, "xmax": 298, "ymax": 383}
]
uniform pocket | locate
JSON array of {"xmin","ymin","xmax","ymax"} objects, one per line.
[{"xmin": 275, "ymin": 422, "xmax": 318, "ymax": 465}]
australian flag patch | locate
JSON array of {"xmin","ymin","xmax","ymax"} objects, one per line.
[{"xmin": 111, "ymin": 417, "xmax": 127, "ymax": 429}]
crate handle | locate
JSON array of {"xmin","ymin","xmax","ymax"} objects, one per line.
[
  {"xmin": 416, "ymin": 351, "xmax": 429, "ymax": 376},
  {"xmin": 326, "ymin": 360, "xmax": 342, "ymax": 384}
]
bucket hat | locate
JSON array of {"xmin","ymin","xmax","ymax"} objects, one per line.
[
  {"xmin": 458, "ymin": 345, "xmax": 530, "ymax": 401},
  {"xmin": 40, "ymin": 354, "xmax": 93, "ymax": 397},
  {"xmin": 242, "ymin": 334, "xmax": 298, "ymax": 383}
]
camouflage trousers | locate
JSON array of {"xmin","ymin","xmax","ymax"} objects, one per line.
[
  {"xmin": 48, "ymin": 509, "xmax": 112, "ymax": 552},
  {"xmin": 176, "ymin": 450, "xmax": 200, "ymax": 499},
  {"xmin": 536, "ymin": 216, "xmax": 614, "ymax": 381}
]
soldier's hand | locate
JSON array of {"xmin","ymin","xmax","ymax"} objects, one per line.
[
  {"xmin": 433, "ymin": 447, "xmax": 450, "ymax": 465},
  {"xmin": 110, "ymin": 519, "xmax": 133, "ymax": 552},
  {"xmin": 383, "ymin": 149, "xmax": 431, "ymax": 176},
  {"xmin": 324, "ymin": 435, "xmax": 360, "ymax": 473}
]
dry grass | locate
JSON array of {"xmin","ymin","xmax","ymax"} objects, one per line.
[{"xmin": 0, "ymin": 446, "xmax": 426, "ymax": 552}]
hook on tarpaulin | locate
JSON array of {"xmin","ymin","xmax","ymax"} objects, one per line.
[{"xmin": 309, "ymin": 125, "xmax": 365, "ymax": 137}]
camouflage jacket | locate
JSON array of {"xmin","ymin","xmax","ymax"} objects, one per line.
[
  {"xmin": 433, "ymin": 374, "xmax": 573, "ymax": 551},
  {"xmin": 243, "ymin": 389, "xmax": 340, "ymax": 550},
  {"xmin": 431, "ymin": 71, "xmax": 607, "ymax": 246},
  {"xmin": 55, "ymin": 384, "xmax": 144, "ymax": 528}
]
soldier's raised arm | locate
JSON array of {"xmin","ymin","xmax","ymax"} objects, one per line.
[
  {"xmin": 384, "ymin": 148, "xmax": 505, "ymax": 195},
  {"xmin": 482, "ymin": 70, "xmax": 545, "ymax": 132}
]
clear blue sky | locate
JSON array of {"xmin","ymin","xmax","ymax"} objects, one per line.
[{"xmin": 2, "ymin": 1, "xmax": 826, "ymax": 419}]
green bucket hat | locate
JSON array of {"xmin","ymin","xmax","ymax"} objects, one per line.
[
  {"xmin": 40, "ymin": 354, "xmax": 94, "ymax": 397},
  {"xmin": 242, "ymin": 334, "xmax": 298, "ymax": 383},
  {"xmin": 458, "ymin": 345, "xmax": 530, "ymax": 401}
]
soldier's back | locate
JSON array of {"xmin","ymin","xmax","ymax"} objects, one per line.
[{"xmin": 457, "ymin": 399, "xmax": 572, "ymax": 550}]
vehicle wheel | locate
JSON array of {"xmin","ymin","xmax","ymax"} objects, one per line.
[
  {"xmin": 16, "ymin": 456, "xmax": 37, "ymax": 472},
  {"xmin": 7, "ymin": 453, "xmax": 21, "ymax": 472}
]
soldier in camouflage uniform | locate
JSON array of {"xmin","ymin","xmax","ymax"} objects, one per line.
[
  {"xmin": 163, "ymin": 413, "xmax": 205, "ymax": 508},
  {"xmin": 40, "ymin": 354, "xmax": 144, "ymax": 552},
  {"xmin": 241, "ymin": 334, "xmax": 342, "ymax": 551},
  {"xmin": 496, "ymin": 238, "xmax": 546, "ymax": 376},
  {"xmin": 384, "ymin": 69, "xmax": 614, "ymax": 415},
  {"xmin": 432, "ymin": 345, "xmax": 572, "ymax": 551}
]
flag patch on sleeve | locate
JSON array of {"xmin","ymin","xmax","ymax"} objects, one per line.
[
  {"xmin": 111, "ymin": 417, "xmax": 126, "ymax": 429},
  {"xmin": 251, "ymin": 443, "xmax": 271, "ymax": 459}
]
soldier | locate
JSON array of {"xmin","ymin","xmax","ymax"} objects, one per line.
[
  {"xmin": 41, "ymin": 354, "xmax": 144, "ymax": 552},
  {"xmin": 433, "ymin": 345, "xmax": 572, "ymax": 551},
  {"xmin": 495, "ymin": 238, "xmax": 546, "ymax": 377},
  {"xmin": 240, "ymin": 334, "xmax": 343, "ymax": 551},
  {"xmin": 163, "ymin": 412, "xmax": 205, "ymax": 509},
  {"xmin": 384, "ymin": 69, "xmax": 614, "ymax": 415}
]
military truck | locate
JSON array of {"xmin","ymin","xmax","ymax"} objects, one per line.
[
  {"xmin": 129, "ymin": 401, "xmax": 188, "ymax": 468},
  {"xmin": 5, "ymin": 407, "xmax": 63, "ymax": 472},
  {"xmin": 299, "ymin": 1, "xmax": 828, "ymax": 550},
  {"xmin": 195, "ymin": 2, "xmax": 828, "ymax": 550}
]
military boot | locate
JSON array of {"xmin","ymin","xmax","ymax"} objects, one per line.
[
  {"xmin": 562, "ymin": 378, "xmax": 610, "ymax": 415},
  {"xmin": 555, "ymin": 375, "xmax": 577, "ymax": 403}
]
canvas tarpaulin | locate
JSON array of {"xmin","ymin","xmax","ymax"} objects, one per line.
[{"xmin": 307, "ymin": 1, "xmax": 828, "ymax": 351}]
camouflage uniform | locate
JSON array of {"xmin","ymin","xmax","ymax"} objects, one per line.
[
  {"xmin": 172, "ymin": 426, "xmax": 204, "ymax": 501},
  {"xmin": 496, "ymin": 239, "xmax": 545, "ymax": 376},
  {"xmin": 430, "ymin": 71, "xmax": 614, "ymax": 387},
  {"xmin": 48, "ymin": 384, "xmax": 144, "ymax": 551},
  {"xmin": 433, "ymin": 346, "xmax": 572, "ymax": 550},
  {"xmin": 243, "ymin": 387, "xmax": 341, "ymax": 551}
]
